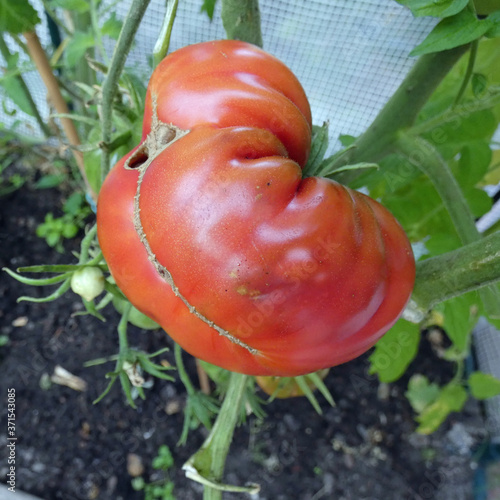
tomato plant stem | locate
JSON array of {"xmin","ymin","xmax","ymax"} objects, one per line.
[
  {"xmin": 221, "ymin": 0, "xmax": 263, "ymax": 47},
  {"xmin": 396, "ymin": 132, "xmax": 500, "ymax": 315},
  {"xmin": 183, "ymin": 372, "xmax": 259, "ymax": 499},
  {"xmin": 396, "ymin": 133, "xmax": 478, "ymax": 244},
  {"xmin": 413, "ymin": 230, "xmax": 500, "ymax": 310},
  {"xmin": 152, "ymin": 0, "xmax": 179, "ymax": 68},
  {"xmin": 23, "ymin": 31, "xmax": 91, "ymax": 196},
  {"xmin": 453, "ymin": 39, "xmax": 478, "ymax": 106},
  {"xmin": 100, "ymin": 0, "xmax": 151, "ymax": 183},
  {"xmin": 332, "ymin": 44, "xmax": 470, "ymax": 185}
]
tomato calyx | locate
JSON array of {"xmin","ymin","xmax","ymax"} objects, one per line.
[{"xmin": 127, "ymin": 96, "xmax": 260, "ymax": 357}]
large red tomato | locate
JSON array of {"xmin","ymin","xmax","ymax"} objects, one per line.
[{"xmin": 97, "ymin": 40, "xmax": 415, "ymax": 376}]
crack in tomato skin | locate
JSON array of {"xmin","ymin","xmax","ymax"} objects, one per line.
[{"xmin": 125, "ymin": 99, "xmax": 261, "ymax": 356}]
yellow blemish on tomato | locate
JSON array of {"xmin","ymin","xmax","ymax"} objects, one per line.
[{"xmin": 237, "ymin": 285, "xmax": 261, "ymax": 297}]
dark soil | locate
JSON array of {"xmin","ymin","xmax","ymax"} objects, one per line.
[{"xmin": 0, "ymin": 171, "xmax": 487, "ymax": 500}]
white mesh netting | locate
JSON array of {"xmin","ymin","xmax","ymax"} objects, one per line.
[{"xmin": 2, "ymin": 0, "xmax": 437, "ymax": 151}]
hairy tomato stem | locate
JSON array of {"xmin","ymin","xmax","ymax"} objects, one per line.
[
  {"xmin": 332, "ymin": 44, "xmax": 470, "ymax": 185},
  {"xmin": 100, "ymin": 0, "xmax": 151, "ymax": 183},
  {"xmin": 183, "ymin": 372, "xmax": 259, "ymax": 499},
  {"xmin": 412, "ymin": 231, "xmax": 500, "ymax": 311}
]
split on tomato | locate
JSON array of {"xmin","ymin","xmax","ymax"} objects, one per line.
[{"xmin": 97, "ymin": 40, "xmax": 415, "ymax": 376}]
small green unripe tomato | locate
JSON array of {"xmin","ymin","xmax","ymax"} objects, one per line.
[{"xmin": 71, "ymin": 267, "xmax": 105, "ymax": 302}]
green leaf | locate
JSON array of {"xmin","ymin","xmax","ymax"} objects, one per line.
[
  {"xmin": 471, "ymin": 72, "xmax": 488, "ymax": 96},
  {"xmin": 411, "ymin": 9, "xmax": 493, "ymax": 56},
  {"xmin": 101, "ymin": 12, "xmax": 122, "ymax": 39},
  {"xmin": 47, "ymin": 0, "xmax": 89, "ymax": 12},
  {"xmin": 63, "ymin": 192, "xmax": 84, "ymax": 215},
  {"xmin": 406, "ymin": 374, "xmax": 441, "ymax": 413},
  {"xmin": 338, "ymin": 134, "xmax": 357, "ymax": 147},
  {"xmin": 34, "ymin": 174, "xmax": 64, "ymax": 189},
  {"xmin": 368, "ymin": 319, "xmax": 421, "ymax": 383},
  {"xmin": 302, "ymin": 122, "xmax": 329, "ymax": 177},
  {"xmin": 1, "ymin": 54, "xmax": 35, "ymax": 115},
  {"xmin": 152, "ymin": 445, "xmax": 174, "ymax": 470},
  {"xmin": 201, "ymin": 0, "xmax": 217, "ymax": 20},
  {"xmin": 464, "ymin": 187, "xmax": 492, "ymax": 217},
  {"xmin": 436, "ymin": 293, "xmax": 480, "ymax": 351},
  {"xmin": 423, "ymin": 109, "xmax": 498, "ymax": 159},
  {"xmin": 469, "ymin": 371, "xmax": 500, "ymax": 399},
  {"xmin": 416, "ymin": 383, "xmax": 468, "ymax": 434},
  {"xmin": 396, "ymin": 0, "xmax": 468, "ymax": 18},
  {"xmin": 1, "ymin": 75, "xmax": 33, "ymax": 116},
  {"xmin": 485, "ymin": 11, "xmax": 500, "ymax": 37},
  {"xmin": 62, "ymin": 222, "xmax": 78, "ymax": 239},
  {"xmin": 64, "ymin": 31, "xmax": 95, "ymax": 68},
  {"xmin": 321, "ymin": 161, "xmax": 378, "ymax": 177},
  {"xmin": 0, "ymin": 0, "xmax": 40, "ymax": 34},
  {"xmin": 455, "ymin": 141, "xmax": 492, "ymax": 187}
]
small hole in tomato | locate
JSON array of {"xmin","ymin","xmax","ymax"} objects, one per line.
[{"xmin": 126, "ymin": 151, "xmax": 149, "ymax": 169}]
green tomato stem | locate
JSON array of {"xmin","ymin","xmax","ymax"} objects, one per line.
[
  {"xmin": 117, "ymin": 302, "xmax": 131, "ymax": 352},
  {"xmin": 221, "ymin": 0, "xmax": 263, "ymax": 47},
  {"xmin": 100, "ymin": 0, "xmax": 152, "ymax": 183},
  {"xmin": 453, "ymin": 38, "xmax": 478, "ymax": 106},
  {"xmin": 413, "ymin": 230, "xmax": 500, "ymax": 310},
  {"xmin": 396, "ymin": 133, "xmax": 478, "ymax": 244},
  {"xmin": 396, "ymin": 132, "xmax": 500, "ymax": 315},
  {"xmin": 152, "ymin": 0, "xmax": 179, "ymax": 68},
  {"xmin": 183, "ymin": 371, "xmax": 252, "ymax": 499},
  {"xmin": 332, "ymin": 44, "xmax": 470, "ymax": 184},
  {"xmin": 174, "ymin": 343, "xmax": 197, "ymax": 396},
  {"xmin": 79, "ymin": 223, "xmax": 98, "ymax": 263}
]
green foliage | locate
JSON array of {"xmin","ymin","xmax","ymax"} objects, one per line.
[
  {"xmin": 0, "ymin": 0, "xmax": 40, "ymax": 34},
  {"xmin": 396, "ymin": 0, "xmax": 468, "ymax": 18},
  {"xmin": 201, "ymin": 0, "xmax": 218, "ymax": 20},
  {"xmin": 396, "ymin": 0, "xmax": 500, "ymax": 56},
  {"xmin": 468, "ymin": 371, "xmax": 500, "ymax": 399},
  {"xmin": 36, "ymin": 192, "xmax": 91, "ymax": 252},
  {"xmin": 435, "ymin": 293, "xmax": 480, "ymax": 353},
  {"xmin": 405, "ymin": 375, "xmax": 441, "ymax": 413},
  {"xmin": 414, "ymin": 382, "xmax": 468, "ymax": 434},
  {"xmin": 411, "ymin": 9, "xmax": 493, "ymax": 56},
  {"xmin": 368, "ymin": 319, "xmax": 420, "ymax": 383},
  {"xmin": 48, "ymin": 0, "xmax": 90, "ymax": 13},
  {"xmin": 132, "ymin": 445, "xmax": 176, "ymax": 500}
]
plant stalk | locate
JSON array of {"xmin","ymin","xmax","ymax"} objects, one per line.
[
  {"xmin": 100, "ymin": 0, "xmax": 151, "ymax": 183},
  {"xmin": 221, "ymin": 0, "xmax": 263, "ymax": 47},
  {"xmin": 413, "ymin": 230, "xmax": 500, "ymax": 311},
  {"xmin": 333, "ymin": 44, "xmax": 470, "ymax": 185},
  {"xmin": 396, "ymin": 132, "xmax": 500, "ymax": 315},
  {"xmin": 184, "ymin": 372, "xmax": 253, "ymax": 499},
  {"xmin": 152, "ymin": 0, "xmax": 179, "ymax": 68},
  {"xmin": 23, "ymin": 31, "xmax": 95, "ymax": 200},
  {"xmin": 396, "ymin": 133, "xmax": 478, "ymax": 244}
]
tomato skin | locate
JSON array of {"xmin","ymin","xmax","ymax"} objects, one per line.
[
  {"xmin": 142, "ymin": 40, "xmax": 312, "ymax": 167},
  {"xmin": 97, "ymin": 40, "xmax": 416, "ymax": 376}
]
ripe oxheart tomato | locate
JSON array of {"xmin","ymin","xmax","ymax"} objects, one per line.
[{"xmin": 97, "ymin": 40, "xmax": 415, "ymax": 376}]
